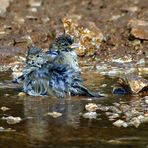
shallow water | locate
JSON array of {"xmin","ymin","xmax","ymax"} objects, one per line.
[{"xmin": 0, "ymin": 72, "xmax": 148, "ymax": 148}]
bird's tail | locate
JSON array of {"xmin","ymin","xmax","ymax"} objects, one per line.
[{"xmin": 72, "ymin": 83, "xmax": 104, "ymax": 97}]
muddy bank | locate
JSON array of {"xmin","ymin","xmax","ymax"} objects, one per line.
[{"xmin": 0, "ymin": 0, "xmax": 147, "ymax": 70}]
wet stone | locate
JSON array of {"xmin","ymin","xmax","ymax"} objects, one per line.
[
  {"xmin": 108, "ymin": 106, "xmax": 122, "ymax": 114},
  {"xmin": 85, "ymin": 103, "xmax": 98, "ymax": 112},
  {"xmin": 29, "ymin": 0, "xmax": 42, "ymax": 7},
  {"xmin": 128, "ymin": 19, "xmax": 148, "ymax": 40},
  {"xmin": 83, "ymin": 112, "xmax": 97, "ymax": 119},
  {"xmin": 121, "ymin": 6, "xmax": 138, "ymax": 13},
  {"xmin": 0, "ymin": 0, "xmax": 12, "ymax": 16},
  {"xmin": 141, "ymin": 116, "xmax": 148, "ymax": 123},
  {"xmin": 47, "ymin": 112, "xmax": 62, "ymax": 118},
  {"xmin": 113, "ymin": 119, "xmax": 128, "ymax": 128},
  {"xmin": 129, "ymin": 117, "xmax": 141, "ymax": 128},
  {"xmin": 108, "ymin": 113, "xmax": 120, "ymax": 120},
  {"xmin": 144, "ymin": 96, "xmax": 148, "ymax": 104},
  {"xmin": 97, "ymin": 104, "xmax": 110, "ymax": 112},
  {"xmin": 0, "ymin": 127, "xmax": 4, "ymax": 131},
  {"xmin": 0, "ymin": 127, "xmax": 15, "ymax": 132},
  {"xmin": 18, "ymin": 92, "xmax": 26, "ymax": 97},
  {"xmin": 0, "ymin": 106, "xmax": 10, "ymax": 111},
  {"xmin": 2, "ymin": 116, "xmax": 22, "ymax": 125},
  {"xmin": 4, "ymin": 94, "xmax": 10, "ymax": 97}
]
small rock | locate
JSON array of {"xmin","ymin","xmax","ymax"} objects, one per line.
[
  {"xmin": 145, "ymin": 98, "xmax": 148, "ymax": 104},
  {"xmin": 110, "ymin": 14, "xmax": 124, "ymax": 21},
  {"xmin": 136, "ymin": 58, "xmax": 145, "ymax": 66},
  {"xmin": 29, "ymin": 0, "xmax": 42, "ymax": 7},
  {"xmin": 113, "ymin": 119, "xmax": 127, "ymax": 128},
  {"xmin": 83, "ymin": 112, "xmax": 97, "ymax": 119},
  {"xmin": 129, "ymin": 117, "xmax": 141, "ymax": 128},
  {"xmin": 41, "ymin": 16, "xmax": 50, "ymax": 23},
  {"xmin": 47, "ymin": 112, "xmax": 62, "ymax": 118},
  {"xmin": 26, "ymin": 15, "xmax": 38, "ymax": 20},
  {"xmin": 0, "ymin": 127, "xmax": 5, "ymax": 131},
  {"xmin": 131, "ymin": 27, "xmax": 148, "ymax": 40},
  {"xmin": 0, "ymin": 127, "xmax": 15, "ymax": 132},
  {"xmin": 108, "ymin": 113, "xmax": 120, "ymax": 119},
  {"xmin": 0, "ymin": 0, "xmax": 11, "ymax": 16},
  {"xmin": 85, "ymin": 103, "xmax": 98, "ymax": 112},
  {"xmin": 128, "ymin": 19, "xmax": 148, "ymax": 28},
  {"xmin": 138, "ymin": 67, "xmax": 148, "ymax": 75},
  {"xmin": 18, "ymin": 92, "xmax": 26, "ymax": 97},
  {"xmin": 112, "ymin": 102, "xmax": 120, "ymax": 107},
  {"xmin": 28, "ymin": 7, "xmax": 37, "ymax": 12},
  {"xmin": 105, "ymin": 112, "xmax": 113, "ymax": 116},
  {"xmin": 141, "ymin": 116, "xmax": 148, "ymax": 123},
  {"xmin": 14, "ymin": 16, "xmax": 25, "ymax": 24},
  {"xmin": 109, "ymin": 106, "xmax": 122, "ymax": 114},
  {"xmin": 128, "ymin": 19, "xmax": 148, "ymax": 40},
  {"xmin": 14, "ymin": 35, "xmax": 33, "ymax": 44},
  {"xmin": 0, "ymin": 106, "xmax": 10, "ymax": 111},
  {"xmin": 121, "ymin": 6, "xmax": 138, "ymax": 13},
  {"xmin": 97, "ymin": 105, "xmax": 110, "ymax": 112},
  {"xmin": 4, "ymin": 94, "xmax": 10, "ymax": 97},
  {"xmin": 2, "ymin": 116, "xmax": 22, "ymax": 124},
  {"xmin": 100, "ymin": 84, "xmax": 107, "ymax": 87},
  {"xmin": 137, "ymin": 115, "xmax": 145, "ymax": 121}
]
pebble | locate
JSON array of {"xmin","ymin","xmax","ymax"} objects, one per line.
[
  {"xmin": 121, "ymin": 6, "xmax": 138, "ymax": 13},
  {"xmin": 2, "ymin": 116, "xmax": 22, "ymax": 125},
  {"xmin": 109, "ymin": 106, "xmax": 122, "ymax": 114},
  {"xmin": 18, "ymin": 92, "xmax": 26, "ymax": 97},
  {"xmin": 85, "ymin": 103, "xmax": 98, "ymax": 112},
  {"xmin": 110, "ymin": 14, "xmax": 124, "ymax": 21},
  {"xmin": 145, "ymin": 98, "xmax": 148, "ymax": 104},
  {"xmin": 83, "ymin": 112, "xmax": 97, "ymax": 119},
  {"xmin": 128, "ymin": 19, "xmax": 148, "ymax": 40},
  {"xmin": 113, "ymin": 119, "xmax": 128, "ymax": 128},
  {"xmin": 141, "ymin": 116, "xmax": 148, "ymax": 123},
  {"xmin": 47, "ymin": 112, "xmax": 62, "ymax": 118},
  {"xmin": 136, "ymin": 58, "xmax": 145, "ymax": 66},
  {"xmin": 0, "ymin": 106, "xmax": 10, "ymax": 111},
  {"xmin": 0, "ymin": 127, "xmax": 15, "ymax": 132},
  {"xmin": 97, "ymin": 105, "xmax": 110, "ymax": 112},
  {"xmin": 0, "ymin": 127, "xmax": 5, "ymax": 131},
  {"xmin": 29, "ymin": 0, "xmax": 42, "ymax": 7},
  {"xmin": 14, "ymin": 16, "xmax": 25, "ymax": 24},
  {"xmin": 129, "ymin": 117, "xmax": 141, "ymax": 128},
  {"xmin": 108, "ymin": 113, "xmax": 120, "ymax": 119},
  {"xmin": 0, "ymin": 0, "xmax": 12, "ymax": 16},
  {"xmin": 4, "ymin": 94, "xmax": 10, "ymax": 97}
]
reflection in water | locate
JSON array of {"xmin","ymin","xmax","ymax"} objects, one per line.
[
  {"xmin": 24, "ymin": 96, "xmax": 51, "ymax": 142},
  {"xmin": 1, "ymin": 71, "xmax": 148, "ymax": 147},
  {"xmin": 23, "ymin": 96, "xmax": 84, "ymax": 143}
]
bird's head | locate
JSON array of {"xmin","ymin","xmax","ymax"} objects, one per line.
[
  {"xmin": 49, "ymin": 34, "xmax": 79, "ymax": 51},
  {"xmin": 55, "ymin": 34, "xmax": 74, "ymax": 47},
  {"xmin": 26, "ymin": 46, "xmax": 48, "ymax": 67}
]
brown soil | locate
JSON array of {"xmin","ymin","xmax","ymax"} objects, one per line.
[{"xmin": 0, "ymin": 0, "xmax": 148, "ymax": 66}]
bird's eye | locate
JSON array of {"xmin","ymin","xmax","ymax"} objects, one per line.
[{"xmin": 36, "ymin": 55, "xmax": 39, "ymax": 57}]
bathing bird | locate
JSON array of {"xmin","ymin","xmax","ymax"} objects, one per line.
[
  {"xmin": 15, "ymin": 35, "xmax": 103, "ymax": 98},
  {"xmin": 47, "ymin": 34, "xmax": 80, "ymax": 72}
]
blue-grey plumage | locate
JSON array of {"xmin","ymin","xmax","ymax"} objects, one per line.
[
  {"xmin": 23, "ymin": 62, "xmax": 102, "ymax": 98},
  {"xmin": 14, "ymin": 36, "xmax": 103, "ymax": 98},
  {"xmin": 47, "ymin": 34, "xmax": 81, "ymax": 72},
  {"xmin": 26, "ymin": 46, "xmax": 55, "ymax": 67},
  {"xmin": 23, "ymin": 63, "xmax": 80, "ymax": 97}
]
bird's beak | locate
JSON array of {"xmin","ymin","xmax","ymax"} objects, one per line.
[{"xmin": 69, "ymin": 43, "xmax": 80, "ymax": 48}]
